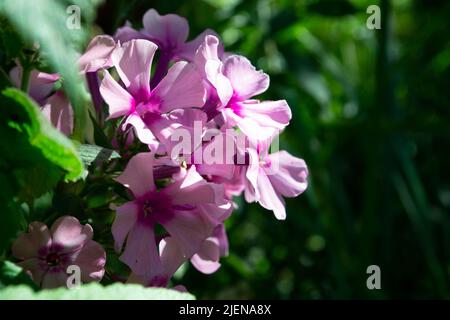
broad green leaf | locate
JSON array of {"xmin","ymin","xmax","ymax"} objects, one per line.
[
  {"xmin": 0, "ymin": 283, "xmax": 195, "ymax": 300},
  {"xmin": 14, "ymin": 165, "xmax": 62, "ymax": 202},
  {"xmin": 78, "ymin": 144, "xmax": 120, "ymax": 167},
  {"xmin": 0, "ymin": 174, "xmax": 26, "ymax": 254},
  {"xmin": 90, "ymin": 113, "xmax": 113, "ymax": 148},
  {"xmin": 1, "ymin": 88, "xmax": 84, "ymax": 181},
  {"xmin": 0, "ymin": 88, "xmax": 84, "ymax": 251},
  {"xmin": 0, "ymin": 261, "xmax": 37, "ymax": 290}
]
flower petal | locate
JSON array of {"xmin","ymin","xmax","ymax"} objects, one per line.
[
  {"xmin": 223, "ymin": 108, "xmax": 275, "ymax": 143},
  {"xmin": 194, "ymin": 131, "xmax": 236, "ymax": 179},
  {"xmin": 143, "ymin": 113, "xmax": 183, "ymax": 157},
  {"xmin": 10, "ymin": 67, "xmax": 59, "ymax": 105},
  {"xmin": 193, "ymin": 35, "xmax": 232, "ymax": 106},
  {"xmin": 193, "ymin": 34, "xmax": 221, "ymax": 68},
  {"xmin": 159, "ymin": 237, "xmax": 185, "ymax": 278},
  {"xmin": 123, "ymin": 113, "xmax": 159, "ymax": 150},
  {"xmin": 213, "ymin": 224, "xmax": 229, "ymax": 257},
  {"xmin": 99, "ymin": 70, "xmax": 134, "ymax": 119},
  {"xmin": 73, "ymin": 240, "xmax": 106, "ymax": 283},
  {"xmin": 114, "ymin": 21, "xmax": 145, "ymax": 43},
  {"xmin": 142, "ymin": 9, "xmax": 189, "ymax": 51},
  {"xmin": 78, "ymin": 35, "xmax": 116, "ymax": 73},
  {"xmin": 244, "ymin": 147, "xmax": 260, "ymax": 202},
  {"xmin": 178, "ymin": 29, "xmax": 222, "ymax": 61},
  {"xmin": 152, "ymin": 61, "xmax": 206, "ymax": 113},
  {"xmin": 239, "ymin": 99, "xmax": 291, "ymax": 130},
  {"xmin": 115, "ymin": 152, "xmax": 156, "ymax": 197},
  {"xmin": 50, "ymin": 216, "xmax": 93, "ymax": 253},
  {"xmin": 198, "ymin": 201, "xmax": 233, "ymax": 225},
  {"xmin": 191, "ymin": 237, "xmax": 221, "ymax": 274},
  {"xmin": 12, "ymin": 222, "xmax": 52, "ymax": 260},
  {"xmin": 168, "ymin": 108, "xmax": 207, "ymax": 128},
  {"xmin": 162, "ymin": 209, "xmax": 216, "ymax": 258},
  {"xmin": 111, "ymin": 39, "xmax": 157, "ymax": 97},
  {"xmin": 120, "ymin": 222, "xmax": 162, "ymax": 281},
  {"xmin": 266, "ymin": 151, "xmax": 308, "ymax": 197},
  {"xmin": 223, "ymin": 55, "xmax": 269, "ymax": 100},
  {"xmin": 162, "ymin": 166, "xmax": 220, "ymax": 206},
  {"xmin": 205, "ymin": 59, "xmax": 233, "ymax": 106},
  {"xmin": 165, "ymin": 108, "xmax": 207, "ymax": 159},
  {"xmin": 17, "ymin": 258, "xmax": 47, "ymax": 286},
  {"xmin": 112, "ymin": 201, "xmax": 139, "ymax": 253},
  {"xmin": 41, "ymin": 270, "xmax": 68, "ymax": 289},
  {"xmin": 257, "ymin": 171, "xmax": 286, "ymax": 220},
  {"xmin": 41, "ymin": 91, "xmax": 73, "ymax": 136}
]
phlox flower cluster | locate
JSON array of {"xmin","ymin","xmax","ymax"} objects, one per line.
[{"xmin": 11, "ymin": 9, "xmax": 308, "ymax": 290}]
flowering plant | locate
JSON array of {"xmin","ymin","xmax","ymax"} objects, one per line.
[{"xmin": 0, "ymin": 5, "xmax": 307, "ymax": 297}]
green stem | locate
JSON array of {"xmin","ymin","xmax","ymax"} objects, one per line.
[{"xmin": 20, "ymin": 64, "xmax": 31, "ymax": 93}]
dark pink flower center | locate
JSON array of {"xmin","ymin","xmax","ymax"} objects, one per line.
[
  {"xmin": 142, "ymin": 200, "xmax": 153, "ymax": 217},
  {"xmin": 45, "ymin": 252, "xmax": 61, "ymax": 267},
  {"xmin": 38, "ymin": 243, "xmax": 70, "ymax": 271},
  {"xmin": 134, "ymin": 91, "xmax": 161, "ymax": 117},
  {"xmin": 137, "ymin": 192, "xmax": 175, "ymax": 225},
  {"xmin": 226, "ymin": 98, "xmax": 243, "ymax": 117}
]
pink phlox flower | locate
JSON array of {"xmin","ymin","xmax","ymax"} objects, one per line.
[
  {"xmin": 128, "ymin": 224, "xmax": 228, "ymax": 287},
  {"xmin": 99, "ymin": 39, "xmax": 206, "ymax": 152},
  {"xmin": 112, "ymin": 152, "xmax": 226, "ymax": 282},
  {"xmin": 12, "ymin": 216, "xmax": 106, "ymax": 288},
  {"xmin": 195, "ymin": 35, "xmax": 292, "ymax": 142},
  {"xmin": 190, "ymin": 224, "xmax": 229, "ymax": 274},
  {"xmin": 10, "ymin": 66, "xmax": 73, "ymax": 136},
  {"xmin": 114, "ymin": 9, "xmax": 221, "ymax": 62},
  {"xmin": 243, "ymin": 138, "xmax": 308, "ymax": 220},
  {"xmin": 78, "ymin": 35, "xmax": 118, "ymax": 73}
]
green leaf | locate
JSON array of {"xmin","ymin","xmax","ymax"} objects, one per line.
[
  {"xmin": 0, "ymin": 86, "xmax": 84, "ymax": 250},
  {"xmin": 89, "ymin": 113, "xmax": 113, "ymax": 148},
  {"xmin": 0, "ymin": 174, "xmax": 26, "ymax": 254},
  {"xmin": 14, "ymin": 164, "xmax": 62, "ymax": 204},
  {"xmin": 0, "ymin": 88, "xmax": 84, "ymax": 181},
  {"xmin": 0, "ymin": 261, "xmax": 37, "ymax": 289},
  {"xmin": 0, "ymin": 283, "xmax": 195, "ymax": 300},
  {"xmin": 78, "ymin": 144, "xmax": 120, "ymax": 168}
]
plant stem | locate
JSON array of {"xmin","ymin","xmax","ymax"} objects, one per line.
[
  {"xmin": 20, "ymin": 64, "xmax": 31, "ymax": 93},
  {"xmin": 86, "ymin": 72, "xmax": 104, "ymax": 126}
]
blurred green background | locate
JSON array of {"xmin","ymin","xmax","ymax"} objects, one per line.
[
  {"xmin": 96, "ymin": 0, "xmax": 450, "ymax": 299},
  {"xmin": 2, "ymin": 0, "xmax": 449, "ymax": 299}
]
